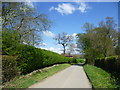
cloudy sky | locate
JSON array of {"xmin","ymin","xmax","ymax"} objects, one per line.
[{"xmin": 29, "ymin": 2, "xmax": 118, "ymax": 54}]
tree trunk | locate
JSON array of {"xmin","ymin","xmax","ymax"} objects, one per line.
[
  {"xmin": 85, "ymin": 58, "xmax": 88, "ymax": 64},
  {"xmin": 63, "ymin": 45, "xmax": 66, "ymax": 56},
  {"xmin": 33, "ymin": 33, "xmax": 35, "ymax": 46},
  {"xmin": 104, "ymin": 49, "xmax": 107, "ymax": 57}
]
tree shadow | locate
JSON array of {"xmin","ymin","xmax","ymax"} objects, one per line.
[{"xmin": 73, "ymin": 63, "xmax": 85, "ymax": 66}]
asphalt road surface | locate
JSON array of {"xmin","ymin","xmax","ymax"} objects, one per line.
[{"xmin": 29, "ymin": 65, "xmax": 92, "ymax": 88}]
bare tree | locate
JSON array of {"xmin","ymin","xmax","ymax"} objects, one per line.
[
  {"xmin": 2, "ymin": 2, "xmax": 51, "ymax": 46},
  {"xmin": 54, "ymin": 32, "xmax": 73, "ymax": 55},
  {"xmin": 67, "ymin": 43, "xmax": 76, "ymax": 56},
  {"xmin": 83, "ymin": 22, "xmax": 95, "ymax": 33}
]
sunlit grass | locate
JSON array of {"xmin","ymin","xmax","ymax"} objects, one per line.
[{"xmin": 83, "ymin": 65, "xmax": 118, "ymax": 88}]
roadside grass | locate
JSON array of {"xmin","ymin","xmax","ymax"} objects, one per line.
[
  {"xmin": 3, "ymin": 64, "xmax": 71, "ymax": 88},
  {"xmin": 83, "ymin": 65, "xmax": 119, "ymax": 88}
]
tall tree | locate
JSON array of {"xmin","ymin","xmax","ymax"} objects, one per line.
[
  {"xmin": 83, "ymin": 22, "xmax": 95, "ymax": 33},
  {"xmin": 2, "ymin": 2, "xmax": 51, "ymax": 55},
  {"xmin": 54, "ymin": 32, "xmax": 73, "ymax": 55},
  {"xmin": 67, "ymin": 43, "xmax": 76, "ymax": 56},
  {"xmin": 77, "ymin": 17, "xmax": 118, "ymax": 64},
  {"xmin": 98, "ymin": 17, "xmax": 118, "ymax": 56},
  {"xmin": 2, "ymin": 2, "xmax": 51, "ymax": 46}
]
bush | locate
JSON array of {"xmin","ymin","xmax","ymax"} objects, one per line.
[
  {"xmin": 41, "ymin": 49, "xmax": 69, "ymax": 66},
  {"xmin": 76, "ymin": 58, "xmax": 86, "ymax": 63},
  {"xmin": 68, "ymin": 58, "xmax": 77, "ymax": 64},
  {"xmin": 3, "ymin": 44, "xmax": 72, "ymax": 83},
  {"xmin": 16, "ymin": 45, "xmax": 43, "ymax": 74},
  {"xmin": 68, "ymin": 58, "xmax": 86, "ymax": 64},
  {"xmin": 95, "ymin": 56, "xmax": 120, "ymax": 74},
  {"xmin": 2, "ymin": 55, "xmax": 20, "ymax": 83},
  {"xmin": 16, "ymin": 45, "xmax": 71, "ymax": 74}
]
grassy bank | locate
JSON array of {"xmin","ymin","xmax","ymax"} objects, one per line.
[
  {"xmin": 83, "ymin": 65, "xmax": 119, "ymax": 88},
  {"xmin": 3, "ymin": 64, "xmax": 71, "ymax": 88}
]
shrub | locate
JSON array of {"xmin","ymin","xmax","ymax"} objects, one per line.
[
  {"xmin": 16, "ymin": 45, "xmax": 71, "ymax": 74},
  {"xmin": 2, "ymin": 55, "xmax": 20, "ymax": 83},
  {"xmin": 76, "ymin": 58, "xmax": 86, "ymax": 63},
  {"xmin": 3, "ymin": 44, "xmax": 72, "ymax": 83},
  {"xmin": 68, "ymin": 58, "xmax": 86, "ymax": 64},
  {"xmin": 95, "ymin": 56, "xmax": 120, "ymax": 74},
  {"xmin": 16, "ymin": 45, "xmax": 44, "ymax": 74},
  {"xmin": 68, "ymin": 58, "xmax": 77, "ymax": 64}
]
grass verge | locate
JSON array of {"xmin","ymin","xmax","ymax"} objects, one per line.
[
  {"xmin": 3, "ymin": 64, "xmax": 71, "ymax": 88},
  {"xmin": 83, "ymin": 64, "xmax": 119, "ymax": 88}
]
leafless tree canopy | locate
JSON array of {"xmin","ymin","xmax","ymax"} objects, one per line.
[{"xmin": 54, "ymin": 32, "xmax": 73, "ymax": 55}]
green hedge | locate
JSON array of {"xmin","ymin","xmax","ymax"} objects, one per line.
[
  {"xmin": 94, "ymin": 56, "xmax": 120, "ymax": 74},
  {"xmin": 2, "ymin": 55, "xmax": 20, "ymax": 83},
  {"xmin": 2, "ymin": 45, "xmax": 73, "ymax": 82},
  {"xmin": 76, "ymin": 58, "xmax": 86, "ymax": 63},
  {"xmin": 16, "ymin": 45, "xmax": 71, "ymax": 74},
  {"xmin": 68, "ymin": 58, "xmax": 77, "ymax": 64}
]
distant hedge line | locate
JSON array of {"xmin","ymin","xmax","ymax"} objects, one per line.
[
  {"xmin": 94, "ymin": 56, "xmax": 120, "ymax": 74},
  {"xmin": 2, "ymin": 45, "xmax": 73, "ymax": 83}
]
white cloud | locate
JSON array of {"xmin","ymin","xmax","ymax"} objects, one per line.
[
  {"xmin": 73, "ymin": 49, "xmax": 80, "ymax": 54},
  {"xmin": 49, "ymin": 2, "xmax": 90, "ymax": 15},
  {"xmin": 39, "ymin": 43, "xmax": 47, "ymax": 46},
  {"xmin": 40, "ymin": 45, "xmax": 79, "ymax": 54},
  {"xmin": 25, "ymin": 0, "xmax": 34, "ymax": 8},
  {"xmin": 49, "ymin": 47, "xmax": 62, "ymax": 54},
  {"xmin": 78, "ymin": 2, "xmax": 90, "ymax": 13},
  {"xmin": 43, "ymin": 31, "xmax": 55, "ymax": 38},
  {"xmin": 72, "ymin": 33, "xmax": 77, "ymax": 38},
  {"xmin": 42, "ymin": 43, "xmax": 47, "ymax": 46},
  {"xmin": 49, "ymin": 3, "xmax": 76, "ymax": 15},
  {"xmin": 49, "ymin": 6, "xmax": 55, "ymax": 12},
  {"xmin": 55, "ymin": 3, "xmax": 76, "ymax": 15},
  {"xmin": 40, "ymin": 47, "xmax": 47, "ymax": 50},
  {"xmin": 40, "ymin": 47, "xmax": 62, "ymax": 54}
]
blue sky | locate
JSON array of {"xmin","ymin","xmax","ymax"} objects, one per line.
[{"xmin": 31, "ymin": 2, "xmax": 118, "ymax": 54}]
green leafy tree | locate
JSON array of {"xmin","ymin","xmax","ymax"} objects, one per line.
[{"xmin": 77, "ymin": 17, "xmax": 118, "ymax": 64}]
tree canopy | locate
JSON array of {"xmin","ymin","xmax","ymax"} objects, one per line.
[
  {"xmin": 77, "ymin": 17, "xmax": 118, "ymax": 64},
  {"xmin": 2, "ymin": 2, "xmax": 51, "ymax": 55},
  {"xmin": 54, "ymin": 32, "xmax": 73, "ymax": 55}
]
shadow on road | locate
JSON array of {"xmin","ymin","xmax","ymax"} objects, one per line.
[{"xmin": 73, "ymin": 63, "xmax": 85, "ymax": 66}]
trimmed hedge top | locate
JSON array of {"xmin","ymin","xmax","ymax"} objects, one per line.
[
  {"xmin": 2, "ymin": 44, "xmax": 75, "ymax": 83},
  {"xmin": 16, "ymin": 45, "xmax": 72, "ymax": 74}
]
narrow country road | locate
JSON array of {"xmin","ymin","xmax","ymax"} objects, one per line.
[{"xmin": 29, "ymin": 64, "xmax": 92, "ymax": 88}]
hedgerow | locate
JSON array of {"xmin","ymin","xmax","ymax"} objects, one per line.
[
  {"xmin": 16, "ymin": 45, "xmax": 71, "ymax": 74},
  {"xmin": 76, "ymin": 58, "xmax": 86, "ymax": 63},
  {"xmin": 2, "ymin": 55, "xmax": 20, "ymax": 83},
  {"xmin": 94, "ymin": 56, "xmax": 120, "ymax": 74},
  {"xmin": 2, "ymin": 45, "xmax": 72, "ymax": 83},
  {"xmin": 94, "ymin": 56, "xmax": 120, "ymax": 88}
]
